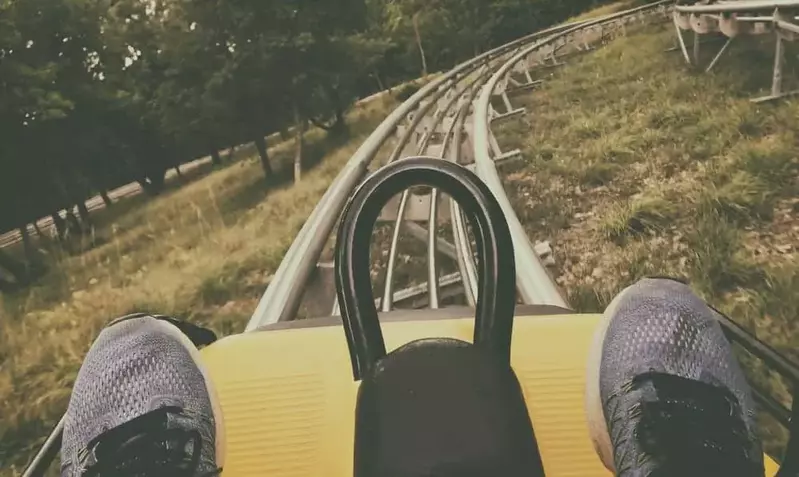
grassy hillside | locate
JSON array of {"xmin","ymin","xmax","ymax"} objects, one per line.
[
  {"xmin": 496, "ymin": 22, "xmax": 799, "ymax": 455},
  {"xmin": 0, "ymin": 95, "xmax": 398, "ymax": 475},
  {"xmin": 3, "ymin": 2, "xmax": 796, "ymax": 473}
]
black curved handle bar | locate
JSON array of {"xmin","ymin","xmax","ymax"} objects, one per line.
[{"xmin": 334, "ymin": 156, "xmax": 517, "ymax": 381}]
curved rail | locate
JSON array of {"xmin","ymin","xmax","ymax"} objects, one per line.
[
  {"xmin": 242, "ymin": 3, "xmax": 799, "ymax": 462},
  {"xmin": 469, "ymin": 0, "xmax": 799, "ymax": 466},
  {"xmin": 379, "ymin": 69, "xmax": 491, "ymax": 311},
  {"xmin": 247, "ymin": 2, "xmax": 679, "ymax": 331},
  {"xmin": 676, "ymin": 0, "xmax": 799, "ymax": 14},
  {"xmin": 672, "ymin": 0, "xmax": 799, "ymax": 99},
  {"xmin": 244, "ymin": 18, "xmax": 597, "ymax": 330},
  {"xmin": 472, "ymin": 1, "xmax": 671, "ymax": 307}
]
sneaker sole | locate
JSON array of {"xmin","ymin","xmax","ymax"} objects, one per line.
[
  {"xmin": 584, "ymin": 283, "xmax": 635, "ymax": 473},
  {"xmin": 153, "ymin": 318, "xmax": 227, "ymax": 469}
]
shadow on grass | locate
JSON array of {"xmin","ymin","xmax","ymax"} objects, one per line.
[{"xmin": 216, "ymin": 130, "xmax": 353, "ymax": 220}]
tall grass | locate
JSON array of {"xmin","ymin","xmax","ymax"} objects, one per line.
[
  {"xmin": 498, "ymin": 21, "xmax": 799, "ymax": 456},
  {"xmin": 0, "ymin": 95, "xmax": 397, "ymax": 475}
]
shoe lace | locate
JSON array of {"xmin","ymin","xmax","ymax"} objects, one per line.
[
  {"xmin": 79, "ymin": 406, "xmax": 220, "ymax": 477},
  {"xmin": 630, "ymin": 372, "xmax": 760, "ymax": 477}
]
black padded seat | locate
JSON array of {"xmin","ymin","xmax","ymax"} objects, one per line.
[{"xmin": 354, "ymin": 338, "xmax": 545, "ymax": 477}]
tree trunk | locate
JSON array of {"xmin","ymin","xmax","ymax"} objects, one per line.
[
  {"xmin": 211, "ymin": 149, "xmax": 222, "ymax": 166},
  {"xmin": 373, "ymin": 70, "xmax": 385, "ymax": 92},
  {"xmin": 330, "ymin": 109, "xmax": 348, "ymax": 137},
  {"xmin": 51, "ymin": 211, "xmax": 67, "ymax": 241},
  {"xmin": 54, "ymin": 175, "xmax": 82, "ymax": 234},
  {"xmin": 293, "ymin": 103, "xmax": 306, "ymax": 183},
  {"xmin": 413, "ymin": 13, "xmax": 428, "ymax": 77},
  {"xmin": 174, "ymin": 165, "xmax": 183, "ymax": 178},
  {"xmin": 100, "ymin": 190, "xmax": 113, "ymax": 207},
  {"xmin": 142, "ymin": 171, "xmax": 166, "ymax": 195},
  {"xmin": 32, "ymin": 221, "xmax": 52, "ymax": 247},
  {"xmin": 19, "ymin": 224, "xmax": 38, "ymax": 265},
  {"xmin": 0, "ymin": 248, "xmax": 28, "ymax": 285},
  {"xmin": 66, "ymin": 208, "xmax": 82, "ymax": 237},
  {"xmin": 253, "ymin": 135, "xmax": 273, "ymax": 177},
  {"xmin": 76, "ymin": 201, "xmax": 92, "ymax": 231}
]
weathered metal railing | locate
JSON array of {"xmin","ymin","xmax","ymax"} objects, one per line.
[
  {"xmin": 471, "ymin": 1, "xmax": 671, "ymax": 307},
  {"xmin": 244, "ymin": 18, "xmax": 601, "ymax": 330},
  {"xmin": 715, "ymin": 310, "xmax": 799, "ymax": 470},
  {"xmin": 470, "ymin": 0, "xmax": 799, "ymax": 466},
  {"xmin": 674, "ymin": 0, "xmax": 799, "ymax": 101},
  {"xmin": 247, "ymin": 1, "xmax": 674, "ymax": 331}
]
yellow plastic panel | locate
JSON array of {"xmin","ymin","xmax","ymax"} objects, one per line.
[{"xmin": 200, "ymin": 313, "xmax": 781, "ymax": 476}]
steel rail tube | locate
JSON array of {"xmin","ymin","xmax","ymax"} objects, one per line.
[
  {"xmin": 472, "ymin": 0, "xmax": 670, "ymax": 308},
  {"xmin": 380, "ymin": 188, "xmax": 413, "ymax": 311},
  {"xmin": 340, "ymin": 70, "xmax": 484, "ymax": 314},
  {"xmin": 449, "ymin": 79, "xmax": 492, "ymax": 307},
  {"xmin": 246, "ymin": 17, "xmax": 599, "ymax": 330},
  {"xmin": 425, "ymin": 102, "xmax": 462, "ymax": 309},
  {"xmin": 385, "ymin": 79, "xmax": 458, "ymax": 165},
  {"xmin": 411, "ymin": 70, "xmax": 489, "ymax": 311},
  {"xmin": 381, "ymin": 68, "xmax": 495, "ymax": 311},
  {"xmin": 390, "ymin": 272, "xmax": 463, "ymax": 308},
  {"xmin": 386, "ymin": 66, "xmax": 495, "ymax": 166},
  {"xmin": 676, "ymin": 0, "xmax": 799, "ymax": 14},
  {"xmin": 677, "ymin": 11, "xmax": 799, "ymax": 28},
  {"xmin": 718, "ymin": 14, "xmax": 799, "ymax": 20},
  {"xmin": 777, "ymin": 18, "xmax": 799, "ymax": 33},
  {"xmin": 249, "ymin": 74, "xmax": 476, "ymax": 329},
  {"xmin": 450, "ymin": 194, "xmax": 478, "ymax": 305},
  {"xmin": 20, "ymin": 417, "xmax": 64, "ymax": 477},
  {"xmin": 336, "ymin": 69, "xmax": 503, "ymax": 315}
]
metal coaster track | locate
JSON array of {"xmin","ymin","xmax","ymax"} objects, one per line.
[{"xmin": 21, "ymin": 1, "xmax": 799, "ymax": 474}]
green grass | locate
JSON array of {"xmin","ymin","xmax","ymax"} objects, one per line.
[
  {"xmin": 0, "ymin": 94, "xmax": 397, "ymax": 475},
  {"xmin": 600, "ymin": 194, "xmax": 677, "ymax": 243},
  {"xmin": 499, "ymin": 20, "xmax": 799, "ymax": 456},
  {"xmin": 3, "ymin": 5, "xmax": 799, "ymax": 472},
  {"xmin": 699, "ymin": 170, "xmax": 774, "ymax": 224}
]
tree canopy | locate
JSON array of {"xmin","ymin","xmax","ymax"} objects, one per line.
[{"xmin": 0, "ymin": 0, "xmax": 614, "ymax": 286}]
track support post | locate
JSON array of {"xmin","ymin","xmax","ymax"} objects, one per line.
[
  {"xmin": 706, "ymin": 37, "xmax": 734, "ymax": 72},
  {"xmin": 674, "ymin": 13, "xmax": 693, "ymax": 65},
  {"xmin": 693, "ymin": 30, "xmax": 701, "ymax": 64},
  {"xmin": 752, "ymin": 9, "xmax": 799, "ymax": 103}
]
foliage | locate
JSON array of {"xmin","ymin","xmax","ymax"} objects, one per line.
[{"xmin": 0, "ymin": 0, "xmax": 621, "ymax": 284}]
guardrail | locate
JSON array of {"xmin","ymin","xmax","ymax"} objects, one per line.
[
  {"xmin": 471, "ymin": 1, "xmax": 670, "ymax": 308},
  {"xmin": 471, "ymin": 0, "xmax": 799, "ymax": 465},
  {"xmin": 244, "ymin": 18, "xmax": 599, "ymax": 330},
  {"xmin": 248, "ymin": 0, "xmax": 799, "ymax": 465},
  {"xmin": 246, "ymin": 1, "xmax": 680, "ymax": 331},
  {"xmin": 715, "ymin": 309, "xmax": 799, "ymax": 469},
  {"xmin": 673, "ymin": 0, "xmax": 799, "ymax": 101}
]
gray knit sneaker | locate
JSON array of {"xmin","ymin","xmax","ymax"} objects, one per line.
[
  {"xmin": 60, "ymin": 314, "xmax": 225, "ymax": 476},
  {"xmin": 585, "ymin": 278, "xmax": 764, "ymax": 477}
]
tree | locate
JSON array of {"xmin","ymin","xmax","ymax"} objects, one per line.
[
  {"xmin": 0, "ymin": 0, "xmax": 620, "ymax": 291},
  {"xmin": 0, "ymin": 0, "xmax": 79, "ymax": 256},
  {"xmin": 0, "ymin": 249, "xmax": 29, "ymax": 288}
]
